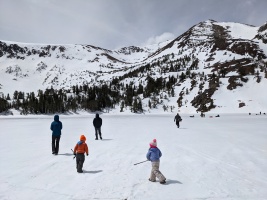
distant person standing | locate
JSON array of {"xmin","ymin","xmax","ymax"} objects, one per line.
[
  {"xmin": 50, "ymin": 115, "xmax": 63, "ymax": 155},
  {"xmin": 93, "ymin": 113, "xmax": 102, "ymax": 140},
  {"xmin": 174, "ymin": 113, "xmax": 182, "ymax": 128}
]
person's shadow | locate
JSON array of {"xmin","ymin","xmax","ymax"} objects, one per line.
[
  {"xmin": 101, "ymin": 139, "xmax": 113, "ymax": 141},
  {"xmin": 57, "ymin": 153, "xmax": 73, "ymax": 156},
  {"xmin": 83, "ymin": 170, "xmax": 103, "ymax": 174},
  {"xmin": 166, "ymin": 179, "xmax": 183, "ymax": 185}
]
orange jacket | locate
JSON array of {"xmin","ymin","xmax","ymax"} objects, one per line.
[{"xmin": 74, "ymin": 141, "xmax": 89, "ymax": 155}]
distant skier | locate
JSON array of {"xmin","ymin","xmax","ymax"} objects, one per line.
[
  {"xmin": 93, "ymin": 113, "xmax": 102, "ymax": 140},
  {"xmin": 73, "ymin": 135, "xmax": 89, "ymax": 173},
  {"xmin": 50, "ymin": 114, "xmax": 63, "ymax": 155},
  {"xmin": 146, "ymin": 139, "xmax": 166, "ymax": 184},
  {"xmin": 174, "ymin": 113, "xmax": 182, "ymax": 128}
]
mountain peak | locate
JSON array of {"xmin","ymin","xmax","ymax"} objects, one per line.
[{"xmin": 0, "ymin": 20, "xmax": 267, "ymax": 114}]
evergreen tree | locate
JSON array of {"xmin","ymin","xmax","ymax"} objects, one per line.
[
  {"xmin": 6, "ymin": 94, "xmax": 11, "ymax": 100},
  {"xmin": 179, "ymin": 72, "xmax": 186, "ymax": 82},
  {"xmin": 120, "ymin": 101, "xmax": 125, "ymax": 112},
  {"xmin": 13, "ymin": 91, "xmax": 18, "ymax": 100},
  {"xmin": 132, "ymin": 98, "xmax": 138, "ymax": 113},
  {"xmin": 171, "ymin": 88, "xmax": 175, "ymax": 97},
  {"xmin": 148, "ymin": 100, "xmax": 151, "ymax": 109},
  {"xmin": 137, "ymin": 98, "xmax": 143, "ymax": 112},
  {"xmin": 137, "ymin": 83, "xmax": 144, "ymax": 94},
  {"xmin": 0, "ymin": 98, "xmax": 8, "ymax": 112}
]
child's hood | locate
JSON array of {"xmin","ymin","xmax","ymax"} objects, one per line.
[
  {"xmin": 77, "ymin": 141, "xmax": 84, "ymax": 145},
  {"xmin": 149, "ymin": 147, "xmax": 159, "ymax": 152}
]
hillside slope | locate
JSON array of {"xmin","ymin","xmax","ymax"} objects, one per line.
[{"xmin": 0, "ymin": 20, "xmax": 267, "ymax": 114}]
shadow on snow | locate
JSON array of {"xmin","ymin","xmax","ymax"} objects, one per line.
[
  {"xmin": 83, "ymin": 170, "xmax": 103, "ymax": 174},
  {"xmin": 57, "ymin": 153, "xmax": 74, "ymax": 156},
  {"xmin": 166, "ymin": 179, "xmax": 183, "ymax": 185}
]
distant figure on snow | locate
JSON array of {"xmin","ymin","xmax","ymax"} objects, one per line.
[
  {"xmin": 146, "ymin": 139, "xmax": 166, "ymax": 184},
  {"xmin": 50, "ymin": 115, "xmax": 63, "ymax": 155},
  {"xmin": 73, "ymin": 135, "xmax": 89, "ymax": 173},
  {"xmin": 174, "ymin": 113, "xmax": 182, "ymax": 128},
  {"xmin": 93, "ymin": 113, "xmax": 102, "ymax": 140}
]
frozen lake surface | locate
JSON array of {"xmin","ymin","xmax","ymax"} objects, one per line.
[{"xmin": 1, "ymin": 114, "xmax": 267, "ymax": 200}]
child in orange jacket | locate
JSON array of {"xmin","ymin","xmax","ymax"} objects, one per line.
[{"xmin": 73, "ymin": 135, "xmax": 89, "ymax": 173}]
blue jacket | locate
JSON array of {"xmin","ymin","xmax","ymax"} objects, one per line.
[
  {"xmin": 146, "ymin": 147, "xmax": 162, "ymax": 162},
  {"xmin": 50, "ymin": 115, "xmax": 63, "ymax": 137}
]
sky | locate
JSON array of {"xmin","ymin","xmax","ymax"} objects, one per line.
[{"xmin": 0, "ymin": 0, "xmax": 267, "ymax": 50}]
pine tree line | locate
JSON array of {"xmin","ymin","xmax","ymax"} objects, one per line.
[{"xmin": 0, "ymin": 74, "xmax": 179, "ymax": 114}]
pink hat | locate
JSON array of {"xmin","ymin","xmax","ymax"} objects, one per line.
[{"xmin": 150, "ymin": 139, "xmax": 157, "ymax": 147}]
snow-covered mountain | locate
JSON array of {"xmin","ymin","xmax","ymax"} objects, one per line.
[{"xmin": 0, "ymin": 20, "xmax": 267, "ymax": 114}]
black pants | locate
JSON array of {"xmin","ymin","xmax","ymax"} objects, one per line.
[
  {"xmin": 95, "ymin": 127, "xmax": 102, "ymax": 139},
  {"xmin": 176, "ymin": 121, "xmax": 180, "ymax": 128},
  {"xmin": 52, "ymin": 136, "xmax": 60, "ymax": 154},
  {"xmin": 76, "ymin": 153, "xmax": 85, "ymax": 172}
]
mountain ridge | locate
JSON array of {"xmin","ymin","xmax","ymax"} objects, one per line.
[{"xmin": 0, "ymin": 19, "xmax": 267, "ymax": 114}]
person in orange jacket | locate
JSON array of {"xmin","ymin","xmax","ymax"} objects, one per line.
[{"xmin": 73, "ymin": 135, "xmax": 89, "ymax": 173}]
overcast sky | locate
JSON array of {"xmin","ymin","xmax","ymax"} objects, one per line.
[{"xmin": 0, "ymin": 0, "xmax": 267, "ymax": 49}]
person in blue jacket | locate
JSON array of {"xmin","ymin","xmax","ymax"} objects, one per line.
[
  {"xmin": 146, "ymin": 139, "xmax": 166, "ymax": 184},
  {"xmin": 50, "ymin": 115, "xmax": 63, "ymax": 155}
]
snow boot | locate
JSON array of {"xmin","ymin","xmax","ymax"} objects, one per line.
[{"xmin": 160, "ymin": 180, "xmax": 166, "ymax": 184}]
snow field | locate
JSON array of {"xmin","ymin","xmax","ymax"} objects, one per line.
[{"xmin": 0, "ymin": 114, "xmax": 267, "ymax": 200}]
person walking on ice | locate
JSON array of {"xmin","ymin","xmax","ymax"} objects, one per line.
[
  {"xmin": 93, "ymin": 113, "xmax": 102, "ymax": 140},
  {"xmin": 146, "ymin": 139, "xmax": 166, "ymax": 184},
  {"xmin": 73, "ymin": 135, "xmax": 89, "ymax": 173},
  {"xmin": 50, "ymin": 115, "xmax": 63, "ymax": 155},
  {"xmin": 174, "ymin": 113, "xmax": 182, "ymax": 128}
]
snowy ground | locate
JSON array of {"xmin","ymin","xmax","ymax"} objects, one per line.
[{"xmin": 0, "ymin": 114, "xmax": 267, "ymax": 200}]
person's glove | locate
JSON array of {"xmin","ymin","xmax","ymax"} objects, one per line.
[
  {"xmin": 86, "ymin": 154, "xmax": 89, "ymax": 156},
  {"xmin": 73, "ymin": 153, "xmax": 76, "ymax": 156}
]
